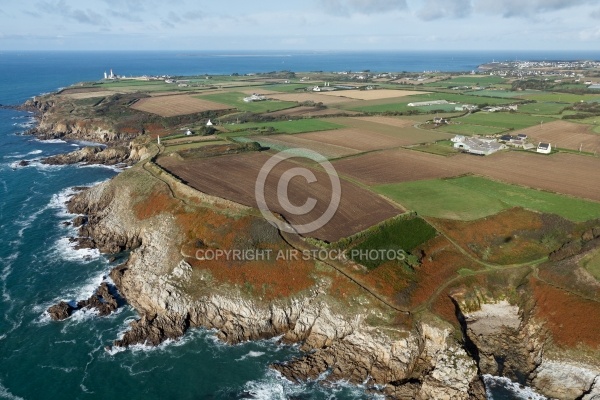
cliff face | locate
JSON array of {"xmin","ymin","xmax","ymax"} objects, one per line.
[
  {"xmin": 66, "ymin": 167, "xmax": 485, "ymax": 399},
  {"xmin": 452, "ymin": 293, "xmax": 600, "ymax": 399}
]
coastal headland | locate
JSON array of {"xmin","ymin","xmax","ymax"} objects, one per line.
[{"xmin": 17, "ymin": 66, "xmax": 600, "ymax": 399}]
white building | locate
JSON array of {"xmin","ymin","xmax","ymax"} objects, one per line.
[
  {"xmin": 451, "ymin": 135, "xmax": 507, "ymax": 156},
  {"xmin": 206, "ymin": 120, "xmax": 213, "ymax": 127},
  {"xmin": 243, "ymin": 93, "xmax": 266, "ymax": 102},
  {"xmin": 408, "ymin": 100, "xmax": 449, "ymax": 107},
  {"xmin": 537, "ymin": 142, "xmax": 552, "ymax": 154}
]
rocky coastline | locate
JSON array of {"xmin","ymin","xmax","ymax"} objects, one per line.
[{"xmin": 28, "ymin": 89, "xmax": 599, "ymax": 399}]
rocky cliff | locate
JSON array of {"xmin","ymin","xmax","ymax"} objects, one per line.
[
  {"xmin": 64, "ymin": 165, "xmax": 486, "ymax": 399},
  {"xmin": 452, "ymin": 293, "xmax": 600, "ymax": 399}
]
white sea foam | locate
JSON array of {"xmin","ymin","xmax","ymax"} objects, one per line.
[
  {"xmin": 35, "ymin": 138, "xmax": 67, "ymax": 144},
  {"xmin": 484, "ymin": 375, "xmax": 547, "ymax": 400},
  {"xmin": 53, "ymin": 236, "xmax": 101, "ymax": 262},
  {"xmin": 3, "ymin": 150, "xmax": 43, "ymax": 159},
  {"xmin": 236, "ymin": 350, "xmax": 265, "ymax": 361},
  {"xmin": 0, "ymin": 380, "xmax": 25, "ymax": 400}
]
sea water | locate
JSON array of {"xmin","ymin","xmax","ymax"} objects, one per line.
[{"xmin": 0, "ymin": 50, "xmax": 577, "ymax": 399}]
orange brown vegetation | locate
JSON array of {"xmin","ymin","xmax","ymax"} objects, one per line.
[
  {"xmin": 407, "ymin": 236, "xmax": 481, "ymax": 308},
  {"xmin": 431, "ymin": 208, "xmax": 547, "ymax": 264},
  {"xmin": 531, "ymin": 277, "xmax": 600, "ymax": 349},
  {"xmin": 134, "ymin": 190, "xmax": 178, "ymax": 220}
]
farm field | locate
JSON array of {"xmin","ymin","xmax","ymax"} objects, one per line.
[
  {"xmin": 343, "ymin": 92, "xmax": 518, "ymax": 113},
  {"xmin": 377, "ymin": 175, "xmax": 600, "ymax": 221},
  {"xmin": 376, "ymin": 178, "xmax": 509, "ymax": 220},
  {"xmin": 130, "ymin": 94, "xmax": 232, "ymax": 117},
  {"xmin": 334, "ymin": 149, "xmax": 600, "ymax": 201},
  {"xmin": 410, "ymin": 141, "xmax": 459, "ymax": 156},
  {"xmin": 263, "ymin": 106, "xmax": 360, "ymax": 118},
  {"xmin": 353, "ymin": 116, "xmax": 417, "ymax": 128},
  {"xmin": 162, "ymin": 140, "xmax": 229, "ymax": 153},
  {"xmin": 464, "ymin": 89, "xmax": 539, "ymax": 98},
  {"xmin": 325, "ymin": 117, "xmax": 454, "ymax": 143},
  {"xmin": 522, "ymin": 92, "xmax": 600, "ymax": 103},
  {"xmin": 295, "ymin": 128, "xmax": 420, "ymax": 152},
  {"xmin": 333, "ymin": 148, "xmax": 470, "ymax": 185},
  {"xmin": 197, "ymin": 92, "xmax": 298, "ymax": 113},
  {"xmin": 317, "ymin": 89, "xmax": 431, "ymax": 100},
  {"xmin": 265, "ymin": 92, "xmax": 350, "ymax": 105},
  {"xmin": 157, "ymin": 152, "xmax": 401, "ymax": 242},
  {"xmin": 438, "ymin": 123, "xmax": 507, "ymax": 136},
  {"xmin": 461, "ymin": 112, "xmax": 556, "ymax": 130},
  {"xmin": 262, "ymin": 83, "xmax": 314, "ymax": 93},
  {"xmin": 222, "ymin": 119, "xmax": 344, "ymax": 134},
  {"xmin": 427, "ymin": 75, "xmax": 507, "ymax": 87},
  {"xmin": 514, "ymin": 120, "xmax": 600, "ymax": 153},
  {"xmin": 517, "ymin": 102, "xmax": 568, "ymax": 115},
  {"xmin": 250, "ymin": 134, "xmax": 360, "ymax": 159}
]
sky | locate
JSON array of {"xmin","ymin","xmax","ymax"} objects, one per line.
[{"xmin": 0, "ymin": 0, "xmax": 599, "ymax": 51}]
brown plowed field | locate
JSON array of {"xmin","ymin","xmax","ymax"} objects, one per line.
[
  {"xmin": 297, "ymin": 128, "xmax": 412, "ymax": 151},
  {"xmin": 157, "ymin": 152, "xmax": 401, "ymax": 242},
  {"xmin": 130, "ymin": 94, "xmax": 232, "ymax": 117},
  {"xmin": 354, "ymin": 116, "xmax": 417, "ymax": 129},
  {"xmin": 254, "ymin": 134, "xmax": 360, "ymax": 159},
  {"xmin": 267, "ymin": 92, "xmax": 350, "ymax": 105},
  {"xmin": 325, "ymin": 117, "xmax": 453, "ymax": 143},
  {"xmin": 515, "ymin": 120, "xmax": 600, "ymax": 153},
  {"xmin": 333, "ymin": 148, "xmax": 469, "ymax": 185},
  {"xmin": 333, "ymin": 149, "xmax": 600, "ymax": 201}
]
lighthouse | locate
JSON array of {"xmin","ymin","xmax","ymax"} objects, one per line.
[
  {"xmin": 103, "ymin": 71, "xmax": 108, "ymax": 80},
  {"xmin": 109, "ymin": 69, "xmax": 115, "ymax": 79}
]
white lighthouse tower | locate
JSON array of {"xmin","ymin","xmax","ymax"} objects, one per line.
[
  {"xmin": 104, "ymin": 71, "xmax": 108, "ymax": 80},
  {"xmin": 109, "ymin": 69, "xmax": 115, "ymax": 79}
]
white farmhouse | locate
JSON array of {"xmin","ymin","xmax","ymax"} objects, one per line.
[{"xmin": 537, "ymin": 142, "xmax": 552, "ymax": 154}]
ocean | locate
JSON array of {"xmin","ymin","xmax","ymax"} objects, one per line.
[{"xmin": 0, "ymin": 50, "xmax": 585, "ymax": 399}]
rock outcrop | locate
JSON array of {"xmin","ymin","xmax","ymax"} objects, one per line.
[
  {"xmin": 454, "ymin": 295, "xmax": 600, "ymax": 400},
  {"xmin": 42, "ymin": 146, "xmax": 132, "ymax": 166},
  {"xmin": 47, "ymin": 282, "xmax": 119, "ymax": 320},
  {"xmin": 63, "ymin": 168, "xmax": 485, "ymax": 399}
]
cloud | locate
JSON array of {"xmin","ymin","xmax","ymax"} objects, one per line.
[
  {"xmin": 36, "ymin": 0, "xmax": 110, "ymax": 26},
  {"xmin": 417, "ymin": 0, "xmax": 472, "ymax": 21},
  {"xmin": 322, "ymin": 0, "xmax": 408, "ymax": 15},
  {"xmin": 474, "ymin": 0, "xmax": 595, "ymax": 18}
]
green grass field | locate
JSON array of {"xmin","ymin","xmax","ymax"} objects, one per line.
[
  {"xmin": 197, "ymin": 92, "xmax": 298, "ymax": 113},
  {"xmin": 517, "ymin": 102, "xmax": 567, "ymax": 115},
  {"xmin": 523, "ymin": 92, "xmax": 600, "ymax": 103},
  {"xmin": 464, "ymin": 89, "xmax": 538, "ymax": 98},
  {"xmin": 581, "ymin": 249, "xmax": 600, "ymax": 281},
  {"xmin": 163, "ymin": 140, "xmax": 228, "ymax": 153},
  {"xmin": 438, "ymin": 123, "xmax": 508, "ymax": 136},
  {"xmin": 344, "ymin": 92, "xmax": 519, "ymax": 113},
  {"xmin": 376, "ymin": 176, "xmax": 600, "ymax": 222},
  {"xmin": 348, "ymin": 217, "xmax": 437, "ymax": 269},
  {"xmin": 461, "ymin": 112, "xmax": 556, "ymax": 130},
  {"xmin": 264, "ymin": 83, "xmax": 311, "ymax": 93},
  {"xmin": 222, "ymin": 119, "xmax": 344, "ymax": 134},
  {"xmin": 427, "ymin": 76, "xmax": 507, "ymax": 87}
]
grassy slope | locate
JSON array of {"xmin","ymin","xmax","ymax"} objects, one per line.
[{"xmin": 377, "ymin": 176, "xmax": 600, "ymax": 222}]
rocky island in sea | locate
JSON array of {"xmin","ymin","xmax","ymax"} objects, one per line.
[{"xmin": 20, "ymin": 67, "xmax": 600, "ymax": 399}]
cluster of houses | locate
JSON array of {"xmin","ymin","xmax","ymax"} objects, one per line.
[{"xmin": 450, "ymin": 133, "xmax": 552, "ymax": 156}]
